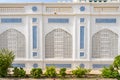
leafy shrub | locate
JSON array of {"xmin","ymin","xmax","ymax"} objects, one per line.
[
  {"xmin": 13, "ymin": 67, "xmax": 26, "ymax": 78},
  {"xmin": 30, "ymin": 68, "xmax": 43, "ymax": 78},
  {"xmin": 44, "ymin": 66, "xmax": 57, "ymax": 78},
  {"xmin": 72, "ymin": 67, "xmax": 89, "ymax": 78},
  {"xmin": 13, "ymin": 67, "xmax": 19, "ymax": 77},
  {"xmin": 113, "ymin": 55, "xmax": 120, "ymax": 69},
  {"xmin": 101, "ymin": 65, "xmax": 119, "ymax": 78},
  {"xmin": 0, "ymin": 49, "xmax": 15, "ymax": 77},
  {"xmin": 59, "ymin": 68, "xmax": 66, "ymax": 78},
  {"xmin": 18, "ymin": 68, "xmax": 26, "ymax": 78}
]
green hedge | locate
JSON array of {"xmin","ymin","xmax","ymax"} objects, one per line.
[
  {"xmin": 13, "ymin": 67, "xmax": 26, "ymax": 78},
  {"xmin": 30, "ymin": 68, "xmax": 42, "ymax": 78}
]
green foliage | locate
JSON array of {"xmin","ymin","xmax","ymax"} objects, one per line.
[
  {"xmin": 44, "ymin": 66, "xmax": 57, "ymax": 78},
  {"xmin": 72, "ymin": 67, "xmax": 89, "ymax": 78},
  {"xmin": 102, "ymin": 55, "xmax": 120, "ymax": 79},
  {"xmin": 0, "ymin": 49, "xmax": 15, "ymax": 77},
  {"xmin": 113, "ymin": 55, "xmax": 120, "ymax": 69},
  {"xmin": 59, "ymin": 68, "xmax": 66, "ymax": 78},
  {"xmin": 101, "ymin": 65, "xmax": 119, "ymax": 78},
  {"xmin": 13, "ymin": 67, "xmax": 26, "ymax": 78},
  {"xmin": 30, "ymin": 68, "xmax": 43, "ymax": 78},
  {"xmin": 13, "ymin": 67, "xmax": 19, "ymax": 77}
]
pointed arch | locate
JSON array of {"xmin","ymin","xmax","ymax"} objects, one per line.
[
  {"xmin": 0, "ymin": 29, "xmax": 26, "ymax": 58},
  {"xmin": 92, "ymin": 29, "xmax": 118, "ymax": 58},
  {"xmin": 45, "ymin": 28, "xmax": 72, "ymax": 58}
]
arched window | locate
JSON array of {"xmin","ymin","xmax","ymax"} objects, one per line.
[
  {"xmin": 45, "ymin": 28, "xmax": 72, "ymax": 58},
  {"xmin": 0, "ymin": 29, "xmax": 26, "ymax": 58},
  {"xmin": 92, "ymin": 29, "xmax": 118, "ymax": 58}
]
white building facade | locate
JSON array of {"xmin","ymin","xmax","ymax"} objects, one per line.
[{"xmin": 0, "ymin": 0, "xmax": 120, "ymax": 69}]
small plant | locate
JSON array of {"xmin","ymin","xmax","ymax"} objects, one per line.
[
  {"xmin": 13, "ymin": 67, "xmax": 26, "ymax": 78},
  {"xmin": 72, "ymin": 67, "xmax": 89, "ymax": 78},
  {"xmin": 101, "ymin": 65, "xmax": 119, "ymax": 78},
  {"xmin": 113, "ymin": 55, "xmax": 120, "ymax": 69},
  {"xmin": 13, "ymin": 67, "xmax": 19, "ymax": 77},
  {"xmin": 30, "ymin": 68, "xmax": 43, "ymax": 78},
  {"xmin": 44, "ymin": 66, "xmax": 57, "ymax": 78},
  {"xmin": 19, "ymin": 68, "xmax": 26, "ymax": 78},
  {"xmin": 0, "ymin": 49, "xmax": 15, "ymax": 77},
  {"xmin": 59, "ymin": 68, "xmax": 66, "ymax": 78}
]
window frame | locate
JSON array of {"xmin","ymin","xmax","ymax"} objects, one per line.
[
  {"xmin": 33, "ymin": 63, "xmax": 38, "ymax": 68},
  {"xmin": 32, "ymin": 26, "xmax": 38, "ymax": 49},
  {"xmin": 80, "ymin": 6, "xmax": 85, "ymax": 11},
  {"xmin": 95, "ymin": 18, "xmax": 116, "ymax": 23},
  {"xmin": 1, "ymin": 18, "xmax": 22, "ymax": 23},
  {"xmin": 48, "ymin": 18, "xmax": 69, "ymax": 23},
  {"xmin": 80, "ymin": 64, "xmax": 85, "ymax": 68},
  {"xmin": 80, "ymin": 52, "xmax": 85, "ymax": 57},
  {"xmin": 33, "ymin": 52, "xmax": 38, "ymax": 57},
  {"xmin": 32, "ymin": 18, "xmax": 37, "ymax": 23},
  {"xmin": 12, "ymin": 64, "xmax": 25, "ymax": 68},
  {"xmin": 80, "ymin": 26, "xmax": 85, "ymax": 49},
  {"xmin": 80, "ymin": 18, "xmax": 85, "ymax": 23},
  {"xmin": 32, "ymin": 6, "xmax": 37, "ymax": 12},
  {"xmin": 92, "ymin": 64, "xmax": 110, "ymax": 68}
]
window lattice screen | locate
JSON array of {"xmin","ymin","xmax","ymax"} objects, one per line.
[
  {"xmin": 92, "ymin": 29, "xmax": 118, "ymax": 58},
  {"xmin": 0, "ymin": 29, "xmax": 26, "ymax": 58},
  {"xmin": 45, "ymin": 28, "xmax": 72, "ymax": 58}
]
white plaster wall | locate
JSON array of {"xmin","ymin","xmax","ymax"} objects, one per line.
[
  {"xmin": 0, "ymin": 3, "xmax": 120, "ymax": 69},
  {"xmin": 28, "ymin": 15, "xmax": 43, "ymax": 60},
  {"xmin": 76, "ymin": 15, "xmax": 91, "ymax": 60}
]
